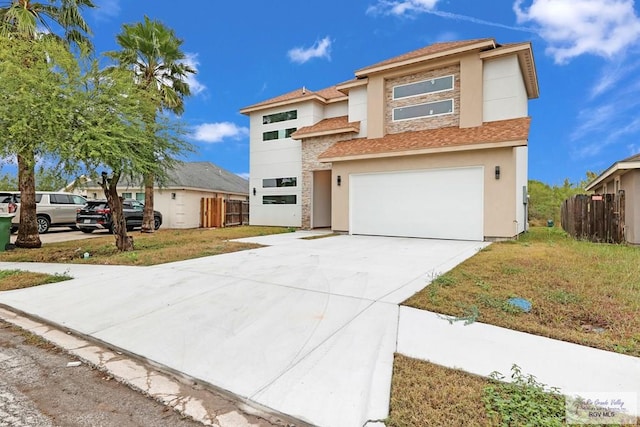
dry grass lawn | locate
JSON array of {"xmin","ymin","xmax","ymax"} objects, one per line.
[
  {"xmin": 0, "ymin": 269, "xmax": 71, "ymax": 291},
  {"xmin": 388, "ymin": 354, "xmax": 492, "ymax": 427},
  {"xmin": 0, "ymin": 226, "xmax": 291, "ymax": 266},
  {"xmin": 404, "ymin": 226, "xmax": 640, "ymax": 357}
]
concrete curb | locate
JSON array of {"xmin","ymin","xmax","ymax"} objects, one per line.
[{"xmin": 0, "ymin": 306, "xmax": 308, "ymax": 427}]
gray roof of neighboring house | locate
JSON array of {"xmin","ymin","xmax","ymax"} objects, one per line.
[
  {"xmin": 163, "ymin": 161, "xmax": 249, "ymax": 195},
  {"xmin": 81, "ymin": 162, "xmax": 249, "ymax": 195}
]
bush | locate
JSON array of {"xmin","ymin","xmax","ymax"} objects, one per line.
[{"xmin": 483, "ymin": 364, "xmax": 565, "ymax": 426}]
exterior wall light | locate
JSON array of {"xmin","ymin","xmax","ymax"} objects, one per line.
[
  {"xmin": 252, "ymin": 187, "xmax": 256, "ymax": 196},
  {"xmin": 495, "ymin": 166, "xmax": 501, "ymax": 180},
  {"xmin": 337, "ymin": 175, "xmax": 342, "ymax": 186}
]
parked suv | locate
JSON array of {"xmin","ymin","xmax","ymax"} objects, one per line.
[
  {"xmin": 0, "ymin": 191, "xmax": 87, "ymax": 233},
  {"xmin": 76, "ymin": 199, "xmax": 162, "ymax": 233}
]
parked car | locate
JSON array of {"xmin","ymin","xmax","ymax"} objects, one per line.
[
  {"xmin": 0, "ymin": 191, "xmax": 87, "ymax": 233},
  {"xmin": 76, "ymin": 199, "xmax": 162, "ymax": 233}
]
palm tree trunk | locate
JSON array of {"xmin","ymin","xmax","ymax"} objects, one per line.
[
  {"xmin": 100, "ymin": 172, "xmax": 133, "ymax": 251},
  {"xmin": 15, "ymin": 150, "xmax": 41, "ymax": 248},
  {"xmin": 141, "ymin": 172, "xmax": 155, "ymax": 233}
]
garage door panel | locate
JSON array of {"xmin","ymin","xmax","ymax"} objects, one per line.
[{"xmin": 350, "ymin": 167, "xmax": 483, "ymax": 241}]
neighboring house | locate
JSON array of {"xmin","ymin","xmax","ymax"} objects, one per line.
[
  {"xmin": 76, "ymin": 162, "xmax": 249, "ymax": 229},
  {"xmin": 240, "ymin": 38, "xmax": 539, "ymax": 241},
  {"xmin": 585, "ymin": 153, "xmax": 640, "ymax": 244}
]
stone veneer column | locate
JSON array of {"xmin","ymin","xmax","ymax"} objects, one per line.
[{"xmin": 300, "ymin": 134, "xmax": 355, "ymax": 229}]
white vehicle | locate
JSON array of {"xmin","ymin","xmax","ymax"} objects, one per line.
[{"xmin": 0, "ymin": 191, "xmax": 87, "ymax": 233}]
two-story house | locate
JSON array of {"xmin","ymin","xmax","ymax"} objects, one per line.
[{"xmin": 240, "ymin": 38, "xmax": 539, "ymax": 241}]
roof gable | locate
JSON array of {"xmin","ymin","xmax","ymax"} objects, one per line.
[
  {"xmin": 291, "ymin": 116, "xmax": 360, "ymax": 139},
  {"xmin": 355, "ymin": 38, "xmax": 496, "ymax": 77},
  {"xmin": 240, "ymin": 85, "xmax": 347, "ymax": 114},
  {"xmin": 585, "ymin": 153, "xmax": 640, "ymax": 191}
]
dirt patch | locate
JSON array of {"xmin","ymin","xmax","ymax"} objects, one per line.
[{"xmin": 0, "ymin": 321, "xmax": 298, "ymax": 426}]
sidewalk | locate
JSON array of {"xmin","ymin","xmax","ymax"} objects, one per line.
[{"xmin": 398, "ymin": 307, "xmax": 640, "ymax": 416}]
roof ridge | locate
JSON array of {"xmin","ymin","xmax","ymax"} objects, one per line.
[{"xmin": 355, "ymin": 38, "xmax": 496, "ymax": 75}]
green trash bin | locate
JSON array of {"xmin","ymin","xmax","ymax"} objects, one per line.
[{"xmin": 0, "ymin": 215, "xmax": 14, "ymax": 251}]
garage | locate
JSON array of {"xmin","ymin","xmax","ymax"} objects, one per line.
[{"xmin": 349, "ymin": 167, "xmax": 484, "ymax": 240}]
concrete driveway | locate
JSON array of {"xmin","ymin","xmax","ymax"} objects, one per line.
[{"xmin": 0, "ymin": 233, "xmax": 487, "ymax": 426}]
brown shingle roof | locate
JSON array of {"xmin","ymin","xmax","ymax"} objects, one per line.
[
  {"xmin": 355, "ymin": 38, "xmax": 495, "ymax": 76},
  {"xmin": 318, "ymin": 117, "xmax": 530, "ymax": 160},
  {"xmin": 291, "ymin": 116, "xmax": 360, "ymax": 139},
  {"xmin": 240, "ymin": 85, "xmax": 347, "ymax": 113}
]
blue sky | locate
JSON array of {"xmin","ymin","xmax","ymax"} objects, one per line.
[{"xmin": 79, "ymin": 0, "xmax": 640, "ymax": 185}]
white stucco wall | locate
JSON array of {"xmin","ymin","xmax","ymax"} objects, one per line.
[
  {"xmin": 515, "ymin": 146, "xmax": 528, "ymax": 234},
  {"xmin": 324, "ymin": 101, "xmax": 348, "ymax": 119},
  {"xmin": 348, "ymin": 86, "xmax": 368, "ymax": 137},
  {"xmin": 249, "ymin": 102, "xmax": 323, "ymax": 227},
  {"xmin": 483, "ymin": 56, "xmax": 528, "ymax": 122}
]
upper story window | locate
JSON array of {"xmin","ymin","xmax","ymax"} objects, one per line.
[
  {"xmin": 263, "ymin": 177, "xmax": 297, "ymax": 188},
  {"xmin": 263, "ymin": 128, "xmax": 297, "ymax": 141},
  {"xmin": 393, "ymin": 99, "xmax": 454, "ymax": 121},
  {"xmin": 263, "ymin": 110, "xmax": 297, "ymax": 124},
  {"xmin": 393, "ymin": 75, "xmax": 454, "ymax": 100}
]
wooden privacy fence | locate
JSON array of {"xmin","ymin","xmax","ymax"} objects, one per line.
[
  {"xmin": 200, "ymin": 198, "xmax": 249, "ymax": 228},
  {"xmin": 561, "ymin": 192, "xmax": 625, "ymax": 243},
  {"xmin": 225, "ymin": 199, "xmax": 249, "ymax": 226}
]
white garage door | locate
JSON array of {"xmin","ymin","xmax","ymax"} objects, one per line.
[{"xmin": 349, "ymin": 167, "xmax": 484, "ymax": 240}]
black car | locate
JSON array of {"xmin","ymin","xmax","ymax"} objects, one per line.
[{"xmin": 76, "ymin": 199, "xmax": 162, "ymax": 233}]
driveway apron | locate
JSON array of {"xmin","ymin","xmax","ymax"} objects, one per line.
[{"xmin": 0, "ymin": 234, "xmax": 487, "ymax": 426}]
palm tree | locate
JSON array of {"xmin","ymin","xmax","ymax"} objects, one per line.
[
  {"xmin": 108, "ymin": 16, "xmax": 194, "ymax": 233},
  {"xmin": 0, "ymin": 0, "xmax": 94, "ymax": 248}
]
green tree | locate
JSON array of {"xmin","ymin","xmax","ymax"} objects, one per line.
[
  {"xmin": 35, "ymin": 166, "xmax": 70, "ymax": 191},
  {"xmin": 0, "ymin": 37, "xmax": 82, "ymax": 247},
  {"xmin": 0, "ymin": 0, "xmax": 94, "ymax": 248},
  {"xmin": 65, "ymin": 64, "xmax": 189, "ymax": 251},
  {"xmin": 108, "ymin": 16, "xmax": 195, "ymax": 234},
  {"xmin": 528, "ymin": 171, "xmax": 599, "ymax": 226},
  {"xmin": 0, "ymin": 172, "xmax": 18, "ymax": 190}
]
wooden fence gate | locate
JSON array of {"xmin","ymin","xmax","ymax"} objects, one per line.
[
  {"xmin": 561, "ymin": 192, "xmax": 625, "ymax": 243},
  {"xmin": 200, "ymin": 198, "xmax": 249, "ymax": 228},
  {"xmin": 225, "ymin": 200, "xmax": 249, "ymax": 226}
]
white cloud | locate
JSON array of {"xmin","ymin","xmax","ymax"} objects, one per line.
[
  {"xmin": 191, "ymin": 122, "xmax": 248, "ymax": 143},
  {"xmin": 287, "ymin": 37, "xmax": 332, "ymax": 64},
  {"xmin": 367, "ymin": 0, "xmax": 439, "ymax": 15},
  {"xmin": 91, "ymin": 0, "xmax": 121, "ymax": 21},
  {"xmin": 182, "ymin": 53, "xmax": 206, "ymax": 96},
  {"xmin": 514, "ymin": 0, "xmax": 640, "ymax": 63},
  {"xmin": 367, "ymin": 1, "xmax": 533, "ymax": 32},
  {"xmin": 571, "ymin": 104, "xmax": 617, "ymax": 142}
]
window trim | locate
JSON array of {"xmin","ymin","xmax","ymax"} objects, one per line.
[
  {"xmin": 392, "ymin": 75, "xmax": 454, "ymax": 100},
  {"xmin": 392, "ymin": 99, "xmax": 454, "ymax": 122}
]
